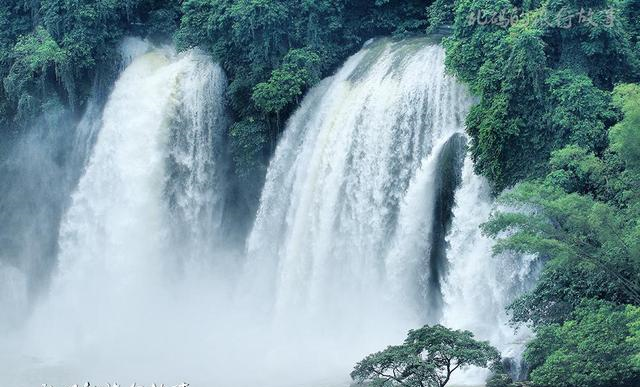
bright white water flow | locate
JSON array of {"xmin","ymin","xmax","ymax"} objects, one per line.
[{"xmin": 0, "ymin": 37, "xmax": 536, "ymax": 386}]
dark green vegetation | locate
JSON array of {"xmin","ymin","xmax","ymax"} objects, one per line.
[
  {"xmin": 443, "ymin": 0, "xmax": 640, "ymax": 191},
  {"xmin": 439, "ymin": 0, "xmax": 640, "ymax": 386},
  {"xmin": 524, "ymin": 301, "xmax": 640, "ymax": 387},
  {"xmin": 0, "ymin": 1, "xmax": 430, "ymax": 204},
  {"xmin": 2, "ymin": 1, "xmax": 639, "ymax": 387},
  {"xmin": 176, "ymin": 0, "xmax": 429, "ymax": 198},
  {"xmin": 351, "ymin": 325, "xmax": 500, "ymax": 387},
  {"xmin": 480, "ymin": 82, "xmax": 640, "ymax": 387},
  {"xmin": 0, "ymin": 0, "xmax": 181, "ymax": 129}
]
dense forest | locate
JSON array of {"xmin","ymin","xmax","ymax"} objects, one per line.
[{"xmin": 1, "ymin": 1, "xmax": 639, "ymax": 387}]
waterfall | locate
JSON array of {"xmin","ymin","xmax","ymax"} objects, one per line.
[
  {"xmin": 0, "ymin": 38, "xmax": 153, "ymax": 333},
  {"xmin": 0, "ymin": 92, "xmax": 93, "ymax": 335},
  {"xmin": 441, "ymin": 157, "xmax": 538, "ymax": 383},
  {"xmin": 245, "ymin": 37, "xmax": 479, "ymax": 376},
  {"xmin": 246, "ymin": 37, "xmax": 536, "ymax": 384},
  {"xmin": 2, "ymin": 36, "xmax": 538, "ymax": 386},
  {"xmin": 164, "ymin": 47, "xmax": 230, "ymax": 268},
  {"xmin": 9, "ymin": 40, "xmax": 234, "ymax": 384}
]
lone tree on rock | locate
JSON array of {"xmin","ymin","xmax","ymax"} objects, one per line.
[{"xmin": 351, "ymin": 324, "xmax": 500, "ymax": 387}]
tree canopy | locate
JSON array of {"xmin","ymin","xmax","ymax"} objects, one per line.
[
  {"xmin": 474, "ymin": 54, "xmax": 640, "ymax": 387},
  {"xmin": 525, "ymin": 300, "xmax": 640, "ymax": 387},
  {"xmin": 1, "ymin": 2, "xmax": 640, "ymax": 387},
  {"xmin": 441, "ymin": 2, "xmax": 640, "ymax": 386},
  {"xmin": 443, "ymin": 0, "xmax": 640, "ymax": 191},
  {"xmin": 0, "ymin": 0, "xmax": 182, "ymax": 131},
  {"xmin": 351, "ymin": 325, "xmax": 500, "ymax": 387},
  {"xmin": 176, "ymin": 0, "xmax": 430, "ymax": 203}
]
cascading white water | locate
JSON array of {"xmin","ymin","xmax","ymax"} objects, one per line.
[
  {"xmin": 164, "ymin": 46, "xmax": 230, "ymax": 267},
  {"xmin": 441, "ymin": 157, "xmax": 538, "ymax": 383},
  {"xmin": 8, "ymin": 40, "xmax": 235, "ymax": 385},
  {"xmin": 54, "ymin": 49, "xmax": 176, "ymax": 297},
  {"xmin": 245, "ymin": 37, "xmax": 477, "ymax": 378},
  {"xmin": 2, "ymin": 36, "xmax": 539, "ymax": 387},
  {"xmin": 0, "ymin": 39, "xmax": 157, "ymax": 339},
  {"xmin": 49, "ymin": 44, "xmax": 231, "ymax": 304},
  {"xmin": 246, "ymin": 37, "xmax": 535, "ymax": 385}
]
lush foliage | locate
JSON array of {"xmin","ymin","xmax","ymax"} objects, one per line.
[
  {"xmin": 480, "ymin": 83, "xmax": 640, "ymax": 386},
  {"xmin": 524, "ymin": 300, "xmax": 640, "ymax": 387},
  {"xmin": 351, "ymin": 325, "xmax": 500, "ymax": 387},
  {"xmin": 482, "ymin": 84, "xmax": 640, "ymax": 318},
  {"xmin": 0, "ymin": 0, "xmax": 182, "ymax": 130},
  {"xmin": 442, "ymin": 1, "xmax": 640, "ymax": 386},
  {"xmin": 446, "ymin": 3, "xmax": 640, "ymax": 383},
  {"xmin": 2, "ymin": 2, "xmax": 639, "ymax": 386},
  {"xmin": 175, "ymin": 0, "xmax": 430, "ymax": 198},
  {"xmin": 444, "ymin": 0, "xmax": 640, "ymax": 191}
]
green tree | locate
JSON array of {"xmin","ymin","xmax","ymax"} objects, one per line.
[
  {"xmin": 252, "ymin": 47, "xmax": 321, "ymax": 116},
  {"xmin": 485, "ymin": 371, "xmax": 515, "ymax": 387},
  {"xmin": 351, "ymin": 325, "xmax": 500, "ymax": 387},
  {"xmin": 426, "ymin": 0, "xmax": 455, "ymax": 34},
  {"xmin": 176, "ymin": 0, "xmax": 430, "ymax": 204},
  {"xmin": 444, "ymin": 0, "xmax": 640, "ymax": 190},
  {"xmin": 610, "ymin": 84, "xmax": 640, "ymax": 171},
  {"xmin": 3, "ymin": 26, "xmax": 68, "ymax": 122},
  {"xmin": 0, "ymin": 0, "xmax": 181, "ymax": 131},
  {"xmin": 525, "ymin": 300, "xmax": 640, "ymax": 387},
  {"xmin": 545, "ymin": 70, "xmax": 616, "ymax": 154},
  {"xmin": 482, "ymin": 83, "xmax": 640, "ymax": 325},
  {"xmin": 483, "ymin": 179, "xmax": 640, "ymax": 324}
]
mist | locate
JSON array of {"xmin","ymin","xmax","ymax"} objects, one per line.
[{"xmin": 1, "ymin": 38, "xmax": 536, "ymax": 387}]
